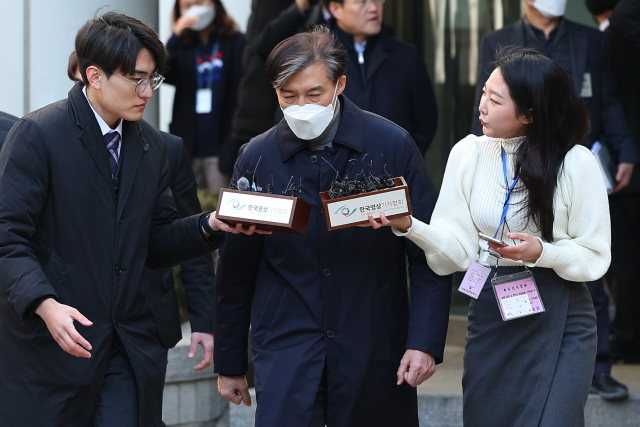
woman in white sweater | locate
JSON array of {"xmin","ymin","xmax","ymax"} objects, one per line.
[{"xmin": 370, "ymin": 48, "xmax": 609, "ymax": 426}]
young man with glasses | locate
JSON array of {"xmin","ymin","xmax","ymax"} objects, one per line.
[{"xmin": 0, "ymin": 11, "xmax": 250, "ymax": 427}]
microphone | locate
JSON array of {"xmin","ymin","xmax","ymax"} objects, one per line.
[{"xmin": 237, "ymin": 176, "xmax": 251, "ymax": 191}]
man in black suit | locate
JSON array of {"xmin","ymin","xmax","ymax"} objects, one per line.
[
  {"xmin": 0, "ymin": 110, "xmax": 18, "ymax": 147},
  {"xmin": 68, "ymin": 50, "xmax": 217, "ymax": 367},
  {"xmin": 587, "ymin": 0, "xmax": 640, "ymax": 369},
  {"xmin": 324, "ymin": 0, "xmax": 438, "ymax": 155},
  {"xmin": 472, "ymin": 1, "xmax": 637, "ymax": 402},
  {"xmin": 0, "ymin": 12, "xmax": 252, "ymax": 427}
]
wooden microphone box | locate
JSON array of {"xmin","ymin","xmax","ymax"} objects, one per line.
[
  {"xmin": 319, "ymin": 177, "xmax": 412, "ymax": 231},
  {"xmin": 215, "ymin": 188, "xmax": 311, "ymax": 235}
]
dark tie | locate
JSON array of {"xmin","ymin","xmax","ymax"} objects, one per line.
[{"xmin": 104, "ymin": 131, "xmax": 120, "ymax": 178}]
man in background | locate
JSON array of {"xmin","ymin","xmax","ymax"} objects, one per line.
[{"xmin": 587, "ymin": 0, "xmax": 640, "ymax": 371}]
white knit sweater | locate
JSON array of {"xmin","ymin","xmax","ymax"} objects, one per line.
[{"xmin": 396, "ymin": 134, "xmax": 611, "ymax": 282}]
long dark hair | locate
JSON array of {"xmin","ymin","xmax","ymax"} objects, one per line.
[
  {"xmin": 495, "ymin": 47, "xmax": 590, "ymax": 242},
  {"xmin": 173, "ymin": 0, "xmax": 237, "ymax": 41}
]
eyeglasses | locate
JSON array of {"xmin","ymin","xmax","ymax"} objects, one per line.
[
  {"xmin": 113, "ymin": 72, "xmax": 165, "ymax": 93},
  {"xmin": 348, "ymin": 0, "xmax": 385, "ymax": 7}
]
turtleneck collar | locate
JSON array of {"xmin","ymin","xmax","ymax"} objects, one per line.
[
  {"xmin": 308, "ymin": 99, "xmax": 341, "ymax": 151},
  {"xmin": 484, "ymin": 135, "xmax": 526, "ymax": 154}
]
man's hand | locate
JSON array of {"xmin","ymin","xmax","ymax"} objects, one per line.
[
  {"xmin": 208, "ymin": 211, "xmax": 272, "ymax": 235},
  {"xmin": 614, "ymin": 162, "xmax": 635, "ymax": 192},
  {"xmin": 188, "ymin": 332, "xmax": 214, "ymax": 371},
  {"xmin": 35, "ymin": 298, "xmax": 93, "ymax": 358},
  {"xmin": 218, "ymin": 375, "xmax": 252, "ymax": 406},
  {"xmin": 397, "ymin": 349, "xmax": 436, "ymax": 387},
  {"xmin": 488, "ymin": 232, "xmax": 543, "ymax": 263}
]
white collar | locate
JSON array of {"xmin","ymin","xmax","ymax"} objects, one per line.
[
  {"xmin": 599, "ymin": 19, "xmax": 610, "ymax": 32},
  {"xmin": 82, "ymin": 86, "xmax": 123, "ymax": 138}
]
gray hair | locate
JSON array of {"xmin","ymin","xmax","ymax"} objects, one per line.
[{"xmin": 266, "ymin": 26, "xmax": 347, "ymax": 90}]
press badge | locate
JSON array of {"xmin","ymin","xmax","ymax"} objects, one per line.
[
  {"xmin": 580, "ymin": 72, "xmax": 593, "ymax": 98},
  {"xmin": 458, "ymin": 262, "xmax": 491, "ymax": 299},
  {"xmin": 492, "ymin": 269, "xmax": 544, "ymax": 321},
  {"xmin": 196, "ymin": 88, "xmax": 213, "ymax": 114}
]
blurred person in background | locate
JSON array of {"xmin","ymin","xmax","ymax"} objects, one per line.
[
  {"xmin": 222, "ymin": 0, "xmax": 294, "ymax": 178},
  {"xmin": 0, "ymin": 111, "xmax": 18, "ymax": 147},
  {"xmin": 323, "ymin": 0, "xmax": 438, "ymax": 155},
  {"xmin": 165, "ymin": 0, "xmax": 245, "ymax": 193},
  {"xmin": 587, "ymin": 0, "xmax": 640, "ymax": 369},
  {"xmin": 472, "ymin": 0, "xmax": 638, "ymax": 401}
]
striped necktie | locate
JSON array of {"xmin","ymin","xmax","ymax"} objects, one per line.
[{"xmin": 104, "ymin": 131, "xmax": 120, "ymax": 178}]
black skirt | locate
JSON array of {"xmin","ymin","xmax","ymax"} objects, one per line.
[{"xmin": 462, "ymin": 266, "xmax": 597, "ymax": 427}]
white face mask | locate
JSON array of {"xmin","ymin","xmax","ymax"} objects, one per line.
[
  {"xmin": 528, "ymin": 0, "xmax": 567, "ymax": 18},
  {"xmin": 281, "ymin": 84, "xmax": 339, "ymax": 140},
  {"xmin": 183, "ymin": 4, "xmax": 216, "ymax": 31}
]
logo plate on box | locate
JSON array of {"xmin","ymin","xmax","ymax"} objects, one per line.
[
  {"xmin": 326, "ymin": 188, "xmax": 409, "ymax": 228},
  {"xmin": 218, "ymin": 191, "xmax": 294, "ymax": 224}
]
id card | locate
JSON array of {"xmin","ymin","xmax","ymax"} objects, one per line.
[
  {"xmin": 196, "ymin": 88, "xmax": 213, "ymax": 114},
  {"xmin": 458, "ymin": 262, "xmax": 491, "ymax": 299},
  {"xmin": 492, "ymin": 270, "xmax": 544, "ymax": 321}
]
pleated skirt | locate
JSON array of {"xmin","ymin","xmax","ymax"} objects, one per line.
[{"xmin": 462, "ymin": 266, "xmax": 597, "ymax": 427}]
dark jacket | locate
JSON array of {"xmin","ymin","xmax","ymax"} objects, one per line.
[
  {"xmin": 150, "ymin": 131, "xmax": 216, "ymax": 349},
  {"xmin": 0, "ymin": 83, "xmax": 224, "ymax": 427},
  {"xmin": 328, "ymin": 22, "xmax": 438, "ymax": 155},
  {"xmin": 164, "ymin": 30, "xmax": 245, "ymax": 161},
  {"xmin": 472, "ymin": 17, "xmax": 640, "ymax": 164},
  {"xmin": 253, "ymin": 2, "xmax": 326, "ymax": 60},
  {"xmin": 0, "ymin": 110, "xmax": 18, "ymax": 147},
  {"xmin": 214, "ymin": 96, "xmax": 451, "ymax": 427},
  {"xmin": 225, "ymin": 0, "xmax": 299, "ymax": 175},
  {"xmin": 606, "ymin": 0, "xmax": 640, "ymax": 192}
]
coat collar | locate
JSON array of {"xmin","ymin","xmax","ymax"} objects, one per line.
[
  {"xmin": 68, "ymin": 82, "xmax": 148, "ymax": 215},
  {"xmin": 277, "ymin": 95, "xmax": 365, "ymax": 162}
]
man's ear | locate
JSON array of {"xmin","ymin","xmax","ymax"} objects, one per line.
[
  {"xmin": 337, "ymin": 75, "xmax": 347, "ymax": 96},
  {"xmin": 86, "ymin": 66, "xmax": 101, "ymax": 90},
  {"xmin": 329, "ymin": 2, "xmax": 342, "ymax": 20}
]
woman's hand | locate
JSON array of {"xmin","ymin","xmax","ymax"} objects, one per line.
[
  {"xmin": 488, "ymin": 232, "xmax": 542, "ymax": 263},
  {"xmin": 171, "ymin": 15, "xmax": 199, "ymax": 35},
  {"xmin": 365, "ymin": 212, "xmax": 412, "ymax": 233}
]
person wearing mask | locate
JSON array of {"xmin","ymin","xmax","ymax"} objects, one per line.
[
  {"xmin": 371, "ymin": 48, "xmax": 609, "ymax": 427},
  {"xmin": 0, "ymin": 111, "xmax": 18, "ymax": 147},
  {"xmin": 214, "ymin": 27, "xmax": 451, "ymax": 427},
  {"xmin": 587, "ymin": 0, "xmax": 640, "ymax": 369},
  {"xmin": 68, "ymin": 50, "xmax": 218, "ymax": 367},
  {"xmin": 165, "ymin": 0, "xmax": 245, "ymax": 194},
  {"xmin": 322, "ymin": 0, "xmax": 438, "ymax": 155},
  {"xmin": 0, "ymin": 12, "xmax": 256, "ymax": 426}
]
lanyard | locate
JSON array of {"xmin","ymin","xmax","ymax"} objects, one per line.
[
  {"xmin": 196, "ymin": 41, "xmax": 220, "ymax": 89},
  {"xmin": 493, "ymin": 146, "xmax": 520, "ymax": 239}
]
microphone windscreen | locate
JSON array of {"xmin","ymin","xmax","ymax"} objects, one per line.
[{"xmin": 237, "ymin": 177, "xmax": 250, "ymax": 191}]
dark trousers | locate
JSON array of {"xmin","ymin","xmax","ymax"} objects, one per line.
[
  {"xmin": 309, "ymin": 363, "xmax": 328, "ymax": 427},
  {"xmin": 586, "ymin": 279, "xmax": 612, "ymax": 376},
  {"xmin": 94, "ymin": 335, "xmax": 139, "ymax": 427},
  {"xmin": 609, "ymin": 189, "xmax": 640, "ymax": 356}
]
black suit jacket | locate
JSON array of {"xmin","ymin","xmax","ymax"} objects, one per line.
[
  {"xmin": 472, "ymin": 18, "xmax": 639, "ymax": 164},
  {"xmin": 0, "ymin": 110, "xmax": 18, "ymax": 147},
  {"xmin": 150, "ymin": 131, "xmax": 216, "ymax": 349},
  {"xmin": 0, "ymin": 83, "xmax": 224, "ymax": 426},
  {"xmin": 328, "ymin": 22, "xmax": 438, "ymax": 155}
]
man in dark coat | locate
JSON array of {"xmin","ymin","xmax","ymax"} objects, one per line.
[
  {"xmin": 150, "ymin": 131, "xmax": 216, "ymax": 368},
  {"xmin": 588, "ymin": 0, "xmax": 640, "ymax": 367},
  {"xmin": 214, "ymin": 28, "xmax": 451, "ymax": 427},
  {"xmin": 0, "ymin": 13, "xmax": 245, "ymax": 427},
  {"xmin": 0, "ymin": 110, "xmax": 18, "ymax": 146},
  {"xmin": 325, "ymin": 0, "xmax": 438, "ymax": 155}
]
